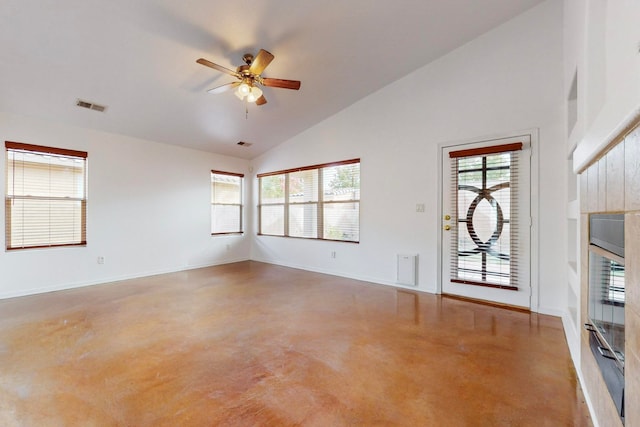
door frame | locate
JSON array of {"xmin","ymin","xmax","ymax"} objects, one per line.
[{"xmin": 436, "ymin": 129, "xmax": 540, "ymax": 311}]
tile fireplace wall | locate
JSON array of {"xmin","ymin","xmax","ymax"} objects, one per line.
[{"xmin": 580, "ymin": 122, "xmax": 640, "ymax": 426}]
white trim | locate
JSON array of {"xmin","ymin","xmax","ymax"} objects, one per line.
[
  {"xmin": 529, "ymin": 128, "xmax": 540, "ymax": 312},
  {"xmin": 577, "ymin": 371, "xmax": 600, "ymax": 427},
  {"xmin": 561, "ymin": 310, "xmax": 580, "ymax": 368},
  {"xmin": 436, "ymin": 143, "xmax": 444, "ymax": 294},
  {"xmin": 572, "ymin": 348, "xmax": 600, "ymax": 427},
  {"xmin": 573, "ymin": 104, "xmax": 640, "ymax": 173}
]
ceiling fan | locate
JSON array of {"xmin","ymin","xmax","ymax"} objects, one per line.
[{"xmin": 196, "ymin": 49, "xmax": 301, "ymax": 106}]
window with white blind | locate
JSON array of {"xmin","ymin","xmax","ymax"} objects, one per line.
[
  {"xmin": 449, "ymin": 143, "xmax": 521, "ymax": 289},
  {"xmin": 258, "ymin": 159, "xmax": 360, "ymax": 242},
  {"xmin": 5, "ymin": 141, "xmax": 87, "ymax": 250},
  {"xmin": 211, "ymin": 170, "xmax": 244, "ymax": 235}
]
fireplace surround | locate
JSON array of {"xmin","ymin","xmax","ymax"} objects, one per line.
[{"xmin": 579, "ymin": 119, "xmax": 640, "ymax": 426}]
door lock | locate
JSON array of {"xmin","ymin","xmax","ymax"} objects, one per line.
[
  {"xmin": 444, "ymin": 215, "xmax": 451, "ymax": 221},
  {"xmin": 444, "ymin": 225, "xmax": 451, "ymax": 231}
]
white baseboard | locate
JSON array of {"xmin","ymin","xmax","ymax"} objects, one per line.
[
  {"xmin": 560, "ymin": 310, "xmax": 600, "ymax": 427},
  {"xmin": 0, "ymin": 257, "xmax": 250, "ymax": 300},
  {"xmin": 250, "ymin": 256, "xmax": 434, "ymax": 294},
  {"xmin": 574, "ymin": 358, "xmax": 600, "ymax": 427}
]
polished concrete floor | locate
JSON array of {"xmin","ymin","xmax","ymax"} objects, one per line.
[{"xmin": 0, "ymin": 261, "xmax": 591, "ymax": 426}]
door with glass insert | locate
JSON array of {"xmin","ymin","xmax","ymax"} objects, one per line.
[{"xmin": 441, "ymin": 136, "xmax": 531, "ymax": 308}]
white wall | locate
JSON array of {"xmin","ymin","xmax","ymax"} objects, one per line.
[
  {"xmin": 250, "ymin": 0, "xmax": 566, "ymax": 314},
  {"xmin": 569, "ymin": 0, "xmax": 640, "ymax": 171},
  {"xmin": 0, "ymin": 112, "xmax": 251, "ymax": 298}
]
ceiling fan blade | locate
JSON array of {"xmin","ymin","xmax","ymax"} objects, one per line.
[
  {"xmin": 262, "ymin": 78, "xmax": 301, "ymax": 90},
  {"xmin": 207, "ymin": 82, "xmax": 239, "ymax": 94},
  {"xmin": 249, "ymin": 49, "xmax": 274, "ymax": 75},
  {"xmin": 255, "ymin": 95, "xmax": 267, "ymax": 106},
  {"xmin": 196, "ymin": 58, "xmax": 239, "ymax": 78}
]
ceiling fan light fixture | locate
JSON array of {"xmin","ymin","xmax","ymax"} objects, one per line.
[
  {"xmin": 246, "ymin": 86, "xmax": 263, "ymax": 103},
  {"xmin": 236, "ymin": 82, "xmax": 251, "ymax": 98}
]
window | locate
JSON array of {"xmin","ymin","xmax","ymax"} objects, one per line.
[
  {"xmin": 211, "ymin": 170, "xmax": 244, "ymax": 235},
  {"xmin": 5, "ymin": 141, "xmax": 87, "ymax": 250},
  {"xmin": 448, "ymin": 143, "xmax": 521, "ymax": 289},
  {"xmin": 258, "ymin": 159, "xmax": 360, "ymax": 242}
]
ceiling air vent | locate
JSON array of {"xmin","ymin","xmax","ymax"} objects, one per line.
[
  {"xmin": 237, "ymin": 141, "xmax": 253, "ymax": 147},
  {"xmin": 76, "ymin": 99, "xmax": 107, "ymax": 113}
]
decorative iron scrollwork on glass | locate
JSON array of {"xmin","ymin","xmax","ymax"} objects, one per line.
[
  {"xmin": 459, "ymin": 182, "xmax": 509, "ymax": 261},
  {"xmin": 453, "ymin": 152, "xmax": 515, "ymax": 287}
]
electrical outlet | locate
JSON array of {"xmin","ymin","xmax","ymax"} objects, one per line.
[
  {"xmin": 416, "ymin": 203, "xmax": 425, "ymax": 213},
  {"xmin": 97, "ymin": 256, "xmax": 105, "ymax": 264},
  {"xmin": 331, "ymin": 251, "xmax": 336, "ymax": 259},
  {"xmin": 226, "ymin": 244, "xmax": 231, "ymax": 251}
]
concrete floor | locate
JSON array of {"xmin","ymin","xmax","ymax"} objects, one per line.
[{"xmin": 0, "ymin": 261, "xmax": 591, "ymax": 426}]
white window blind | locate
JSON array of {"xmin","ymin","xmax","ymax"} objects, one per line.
[
  {"xmin": 322, "ymin": 162, "xmax": 360, "ymax": 242},
  {"xmin": 5, "ymin": 141, "xmax": 87, "ymax": 250},
  {"xmin": 258, "ymin": 159, "xmax": 360, "ymax": 242},
  {"xmin": 289, "ymin": 169, "xmax": 319, "ymax": 238},
  {"xmin": 449, "ymin": 143, "xmax": 521, "ymax": 289},
  {"xmin": 211, "ymin": 170, "xmax": 244, "ymax": 235}
]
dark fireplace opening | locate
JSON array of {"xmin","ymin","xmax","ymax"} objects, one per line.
[{"xmin": 586, "ymin": 213, "xmax": 625, "ymax": 423}]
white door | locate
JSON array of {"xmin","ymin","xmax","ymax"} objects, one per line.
[{"xmin": 441, "ymin": 135, "xmax": 531, "ymax": 308}]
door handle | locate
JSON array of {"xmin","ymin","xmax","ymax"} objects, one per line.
[
  {"xmin": 444, "ymin": 225, "xmax": 451, "ymax": 231},
  {"xmin": 444, "ymin": 215, "xmax": 451, "ymax": 221}
]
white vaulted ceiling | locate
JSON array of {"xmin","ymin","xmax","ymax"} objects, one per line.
[{"xmin": 0, "ymin": 0, "xmax": 544, "ymax": 159}]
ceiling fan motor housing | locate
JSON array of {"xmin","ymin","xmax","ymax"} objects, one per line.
[
  {"xmin": 237, "ymin": 64, "xmax": 251, "ymax": 76},
  {"xmin": 242, "ymin": 54, "xmax": 254, "ymax": 66}
]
